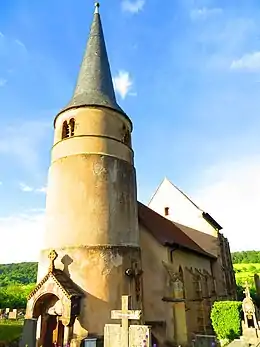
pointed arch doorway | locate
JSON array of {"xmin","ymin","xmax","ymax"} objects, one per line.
[{"xmin": 33, "ymin": 293, "xmax": 65, "ymax": 347}]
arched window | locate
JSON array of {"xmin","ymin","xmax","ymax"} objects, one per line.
[
  {"xmin": 62, "ymin": 121, "xmax": 70, "ymax": 139},
  {"xmin": 69, "ymin": 118, "xmax": 75, "ymax": 136},
  {"xmin": 61, "ymin": 118, "xmax": 75, "ymax": 140},
  {"xmin": 123, "ymin": 130, "xmax": 131, "ymax": 146},
  {"xmin": 179, "ymin": 266, "xmax": 184, "ymax": 280},
  {"xmin": 121, "ymin": 124, "xmax": 131, "ymax": 146}
]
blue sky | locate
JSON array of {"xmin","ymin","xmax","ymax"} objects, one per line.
[{"xmin": 1, "ymin": 0, "xmax": 260, "ymax": 263}]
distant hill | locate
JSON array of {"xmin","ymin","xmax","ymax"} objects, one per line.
[
  {"xmin": 0, "ymin": 262, "xmax": 37, "ymax": 287},
  {"xmin": 0, "ymin": 262, "xmax": 37, "ymax": 309},
  {"xmin": 232, "ymin": 251, "xmax": 260, "ymax": 264}
]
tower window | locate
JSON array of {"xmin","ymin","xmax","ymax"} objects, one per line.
[
  {"xmin": 164, "ymin": 207, "xmax": 169, "ymax": 216},
  {"xmin": 69, "ymin": 118, "xmax": 75, "ymax": 136},
  {"xmin": 62, "ymin": 121, "xmax": 70, "ymax": 139},
  {"xmin": 61, "ymin": 118, "xmax": 75, "ymax": 140},
  {"xmin": 121, "ymin": 124, "xmax": 131, "ymax": 146}
]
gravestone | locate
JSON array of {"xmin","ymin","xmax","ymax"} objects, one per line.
[
  {"xmin": 104, "ymin": 324, "xmax": 151, "ymax": 347},
  {"xmin": 111, "ymin": 295, "xmax": 141, "ymax": 347},
  {"xmin": 104, "ymin": 324, "xmax": 121, "ymax": 346},
  {"xmin": 5, "ymin": 308, "xmax": 10, "ymax": 314},
  {"xmin": 19, "ymin": 318, "xmax": 37, "ymax": 347},
  {"xmin": 9, "ymin": 309, "xmax": 18, "ymax": 320},
  {"xmin": 129, "ymin": 325, "xmax": 151, "ymax": 347},
  {"xmin": 104, "ymin": 295, "xmax": 151, "ymax": 347}
]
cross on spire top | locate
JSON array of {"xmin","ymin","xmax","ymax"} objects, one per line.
[{"xmin": 94, "ymin": 2, "xmax": 100, "ymax": 14}]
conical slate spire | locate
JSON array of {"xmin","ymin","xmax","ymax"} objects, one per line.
[{"xmin": 60, "ymin": 2, "xmax": 125, "ymax": 116}]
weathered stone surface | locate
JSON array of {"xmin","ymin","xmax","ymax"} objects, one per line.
[
  {"xmin": 104, "ymin": 324, "xmax": 121, "ymax": 347},
  {"xmin": 129, "ymin": 325, "xmax": 151, "ymax": 347},
  {"xmin": 104, "ymin": 324, "xmax": 151, "ymax": 347}
]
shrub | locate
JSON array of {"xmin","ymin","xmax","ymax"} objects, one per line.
[{"xmin": 211, "ymin": 301, "xmax": 242, "ymax": 343}]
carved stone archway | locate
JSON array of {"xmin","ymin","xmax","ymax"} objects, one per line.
[{"xmin": 25, "ymin": 250, "xmax": 83, "ymax": 346}]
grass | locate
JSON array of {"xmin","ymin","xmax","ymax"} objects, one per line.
[{"xmin": 0, "ymin": 320, "xmax": 23, "ymax": 343}]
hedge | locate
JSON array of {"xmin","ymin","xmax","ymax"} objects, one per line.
[{"xmin": 211, "ymin": 301, "xmax": 242, "ymax": 341}]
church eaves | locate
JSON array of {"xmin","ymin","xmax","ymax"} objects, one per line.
[{"xmin": 56, "ymin": 3, "xmax": 127, "ymax": 121}]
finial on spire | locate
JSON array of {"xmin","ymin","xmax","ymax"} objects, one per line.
[
  {"xmin": 94, "ymin": 2, "xmax": 100, "ymax": 14},
  {"xmin": 48, "ymin": 249, "xmax": 58, "ymax": 273}
]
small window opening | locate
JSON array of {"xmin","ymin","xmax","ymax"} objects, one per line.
[
  {"xmin": 69, "ymin": 118, "xmax": 75, "ymax": 136},
  {"xmin": 62, "ymin": 121, "xmax": 70, "ymax": 139},
  {"xmin": 123, "ymin": 130, "xmax": 131, "ymax": 146},
  {"xmin": 164, "ymin": 207, "xmax": 169, "ymax": 216},
  {"xmin": 121, "ymin": 124, "xmax": 131, "ymax": 146},
  {"xmin": 61, "ymin": 118, "xmax": 75, "ymax": 140}
]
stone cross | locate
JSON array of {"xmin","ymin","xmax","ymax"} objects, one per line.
[
  {"xmin": 111, "ymin": 295, "xmax": 142, "ymax": 347},
  {"xmin": 243, "ymin": 281, "xmax": 251, "ymax": 298},
  {"xmin": 48, "ymin": 250, "xmax": 58, "ymax": 273}
]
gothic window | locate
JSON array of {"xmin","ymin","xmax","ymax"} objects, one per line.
[
  {"xmin": 69, "ymin": 118, "xmax": 75, "ymax": 136},
  {"xmin": 179, "ymin": 266, "xmax": 185, "ymax": 298},
  {"xmin": 62, "ymin": 121, "xmax": 70, "ymax": 139},
  {"xmin": 193, "ymin": 273, "xmax": 202, "ymax": 299},
  {"xmin": 61, "ymin": 118, "xmax": 75, "ymax": 140},
  {"xmin": 121, "ymin": 124, "xmax": 131, "ymax": 146}
]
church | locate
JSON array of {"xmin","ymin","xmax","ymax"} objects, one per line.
[{"xmin": 25, "ymin": 3, "xmax": 236, "ymax": 347}]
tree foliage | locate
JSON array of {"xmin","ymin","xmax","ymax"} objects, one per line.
[
  {"xmin": 211, "ymin": 301, "xmax": 242, "ymax": 342},
  {"xmin": 0, "ymin": 262, "xmax": 37, "ymax": 286},
  {"xmin": 232, "ymin": 251, "xmax": 260, "ymax": 264},
  {"xmin": 0, "ymin": 262, "xmax": 37, "ymax": 309}
]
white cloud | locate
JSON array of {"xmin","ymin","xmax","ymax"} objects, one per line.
[
  {"xmin": 113, "ymin": 70, "xmax": 134, "ymax": 99},
  {"xmin": 230, "ymin": 51, "xmax": 260, "ymax": 71},
  {"xmin": 190, "ymin": 7, "xmax": 222, "ymax": 20},
  {"xmin": 193, "ymin": 156, "xmax": 260, "ymax": 252},
  {"xmin": 0, "ymin": 211, "xmax": 45, "ymax": 263},
  {"xmin": 121, "ymin": 0, "xmax": 145, "ymax": 14},
  {"xmin": 35, "ymin": 186, "xmax": 47, "ymax": 194},
  {"xmin": 19, "ymin": 183, "xmax": 46, "ymax": 194},
  {"xmin": 0, "ymin": 32, "xmax": 4, "ymax": 38},
  {"xmin": 19, "ymin": 182, "xmax": 34, "ymax": 192},
  {"xmin": 0, "ymin": 78, "xmax": 7, "ymax": 87}
]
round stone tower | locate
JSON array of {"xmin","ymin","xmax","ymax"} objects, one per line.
[{"xmin": 37, "ymin": 3, "xmax": 142, "ymax": 340}]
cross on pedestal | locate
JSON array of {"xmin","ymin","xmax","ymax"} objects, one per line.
[
  {"xmin": 111, "ymin": 295, "xmax": 142, "ymax": 347},
  {"xmin": 243, "ymin": 281, "xmax": 251, "ymax": 298}
]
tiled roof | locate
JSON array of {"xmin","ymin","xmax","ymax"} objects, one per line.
[
  {"xmin": 138, "ymin": 202, "xmax": 216, "ymax": 259},
  {"xmin": 28, "ymin": 269, "xmax": 84, "ymax": 300},
  {"xmin": 173, "ymin": 221, "xmax": 218, "ymax": 257}
]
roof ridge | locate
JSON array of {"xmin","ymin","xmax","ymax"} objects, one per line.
[{"xmin": 148, "ymin": 177, "xmax": 203, "ymax": 212}]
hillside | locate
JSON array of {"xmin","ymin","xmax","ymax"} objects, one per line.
[
  {"xmin": 0, "ymin": 262, "xmax": 37, "ymax": 287},
  {"xmin": 0, "ymin": 262, "xmax": 37, "ymax": 309}
]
